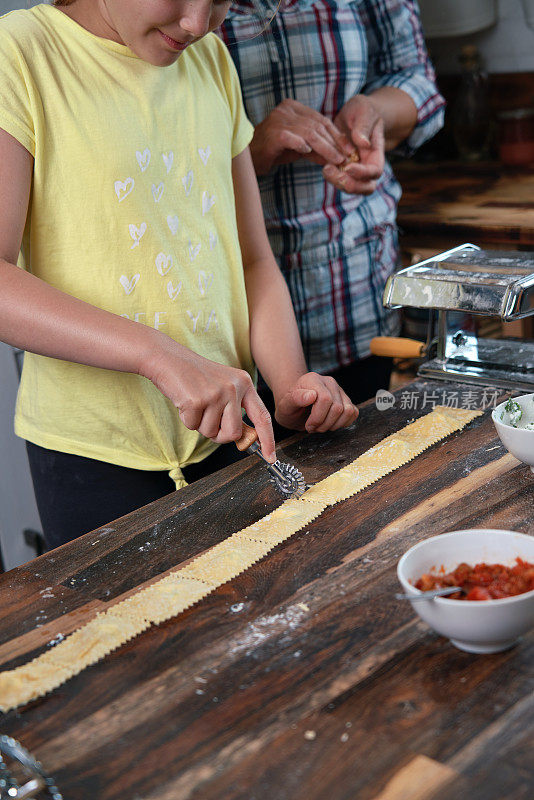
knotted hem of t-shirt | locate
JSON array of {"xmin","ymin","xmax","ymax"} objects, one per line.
[{"xmin": 168, "ymin": 465, "xmax": 188, "ymax": 490}]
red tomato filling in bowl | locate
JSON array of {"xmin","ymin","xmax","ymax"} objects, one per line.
[{"xmin": 415, "ymin": 558, "xmax": 534, "ymax": 600}]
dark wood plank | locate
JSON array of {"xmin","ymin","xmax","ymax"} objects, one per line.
[
  {"xmin": 188, "ymin": 638, "xmax": 533, "ymax": 800},
  {"xmin": 0, "ymin": 380, "xmax": 531, "ymax": 800}
]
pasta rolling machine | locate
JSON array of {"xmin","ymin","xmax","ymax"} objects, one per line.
[{"xmin": 371, "ymin": 243, "xmax": 534, "ymax": 391}]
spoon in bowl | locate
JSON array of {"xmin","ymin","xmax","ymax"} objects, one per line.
[{"xmin": 395, "ymin": 586, "xmax": 463, "ymax": 601}]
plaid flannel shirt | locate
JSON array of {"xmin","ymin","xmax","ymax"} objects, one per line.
[{"xmin": 219, "ymin": 0, "xmax": 444, "ymax": 373}]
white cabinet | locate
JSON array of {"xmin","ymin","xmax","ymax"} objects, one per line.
[
  {"xmin": 0, "ymin": 1, "xmax": 46, "ymax": 13},
  {"xmin": 0, "ymin": 342, "xmax": 41, "ymax": 569}
]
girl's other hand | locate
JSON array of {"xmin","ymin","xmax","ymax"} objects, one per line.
[
  {"xmin": 274, "ymin": 372, "xmax": 358, "ymax": 433},
  {"xmin": 142, "ymin": 336, "xmax": 276, "ymax": 462},
  {"xmin": 323, "ymin": 95, "xmax": 385, "ymax": 195},
  {"xmin": 250, "ymin": 98, "xmax": 354, "ymax": 176}
]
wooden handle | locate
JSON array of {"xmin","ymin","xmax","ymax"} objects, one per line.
[
  {"xmin": 369, "ymin": 336, "xmax": 425, "ymax": 359},
  {"xmin": 235, "ymin": 422, "xmax": 259, "ymax": 451}
]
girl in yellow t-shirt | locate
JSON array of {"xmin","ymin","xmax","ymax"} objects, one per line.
[{"xmin": 0, "ymin": 0, "xmax": 357, "ymax": 549}]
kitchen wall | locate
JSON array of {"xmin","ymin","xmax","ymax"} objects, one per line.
[
  {"xmin": 421, "ymin": 0, "xmax": 534, "ymax": 75},
  {"xmin": 0, "ymin": 0, "xmax": 44, "ymax": 11},
  {"xmin": 0, "ymin": 344, "xmax": 41, "ymax": 570},
  {"xmin": 3, "ymin": 0, "xmax": 534, "ymax": 75}
]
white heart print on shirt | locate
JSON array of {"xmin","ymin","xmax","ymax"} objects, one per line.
[
  {"xmin": 201, "ymin": 191, "xmax": 215, "ymax": 216},
  {"xmin": 209, "ymin": 231, "xmax": 218, "ymax": 250},
  {"xmin": 167, "ymin": 280, "xmax": 182, "ymax": 301},
  {"xmin": 162, "ymin": 152, "xmax": 174, "ymax": 174},
  {"xmin": 120, "ymin": 273, "xmax": 140, "ymax": 295},
  {"xmin": 152, "ymin": 182, "xmax": 164, "ymax": 203},
  {"xmin": 167, "ymin": 215, "xmax": 179, "ymax": 236},
  {"xmin": 198, "ymin": 146, "xmax": 211, "ymax": 165},
  {"xmin": 129, "ymin": 222, "xmax": 147, "ymax": 249},
  {"xmin": 136, "ymin": 149, "xmax": 151, "ymax": 172},
  {"xmin": 155, "ymin": 252, "xmax": 173, "ymax": 277},
  {"xmin": 182, "ymin": 170, "xmax": 193, "ymax": 196},
  {"xmin": 198, "ymin": 270, "xmax": 213, "ymax": 296},
  {"xmin": 186, "ymin": 310, "xmax": 201, "ymax": 333},
  {"xmin": 115, "ymin": 178, "xmax": 135, "ymax": 203},
  {"xmin": 188, "ymin": 241, "xmax": 201, "ymax": 262}
]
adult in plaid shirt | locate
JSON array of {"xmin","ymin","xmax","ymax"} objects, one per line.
[{"xmin": 219, "ymin": 0, "xmax": 444, "ymax": 417}]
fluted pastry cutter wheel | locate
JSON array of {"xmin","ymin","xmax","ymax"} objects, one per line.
[{"xmin": 236, "ymin": 423, "xmax": 308, "ymax": 498}]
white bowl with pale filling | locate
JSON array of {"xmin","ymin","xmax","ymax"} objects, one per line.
[{"xmin": 492, "ymin": 393, "xmax": 534, "ymax": 473}]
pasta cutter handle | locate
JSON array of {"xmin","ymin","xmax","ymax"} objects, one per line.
[
  {"xmin": 236, "ymin": 422, "xmax": 283, "ymax": 476},
  {"xmin": 235, "ymin": 422, "xmax": 259, "ymax": 451}
]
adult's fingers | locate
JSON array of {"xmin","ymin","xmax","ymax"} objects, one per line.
[
  {"xmin": 322, "ymin": 164, "xmax": 378, "ymax": 195},
  {"xmin": 293, "ymin": 103, "xmax": 352, "ymax": 153},
  {"xmin": 342, "ymin": 157, "xmax": 383, "ymax": 181},
  {"xmin": 305, "ymin": 126, "xmax": 348, "ymax": 166},
  {"xmin": 369, "ymin": 116, "xmax": 386, "ymax": 162},
  {"xmin": 349, "ymin": 118, "xmax": 385, "ymax": 174},
  {"xmin": 278, "ymin": 129, "xmax": 313, "ymax": 157},
  {"xmin": 322, "ymin": 119, "xmax": 355, "ymax": 158},
  {"xmin": 242, "ymin": 387, "xmax": 276, "ymax": 463},
  {"xmin": 348, "ymin": 100, "xmax": 381, "ymax": 150}
]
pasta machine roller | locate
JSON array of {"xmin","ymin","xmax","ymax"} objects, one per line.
[{"xmin": 372, "ymin": 243, "xmax": 534, "ymax": 391}]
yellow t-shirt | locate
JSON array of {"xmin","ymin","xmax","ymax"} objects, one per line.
[{"xmin": 0, "ymin": 5, "xmax": 255, "ymax": 487}]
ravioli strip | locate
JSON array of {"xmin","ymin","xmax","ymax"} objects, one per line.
[{"xmin": 0, "ymin": 407, "xmax": 481, "ymax": 711}]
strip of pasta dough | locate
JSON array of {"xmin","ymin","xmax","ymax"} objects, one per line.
[{"xmin": 0, "ymin": 407, "xmax": 481, "ymax": 711}]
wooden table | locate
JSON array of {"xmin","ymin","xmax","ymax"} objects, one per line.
[{"xmin": 1, "ymin": 380, "xmax": 532, "ymax": 800}]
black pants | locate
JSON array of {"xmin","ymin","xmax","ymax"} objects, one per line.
[{"xmin": 26, "ymin": 440, "xmax": 245, "ymax": 551}]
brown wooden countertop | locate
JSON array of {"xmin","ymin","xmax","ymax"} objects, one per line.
[
  {"xmin": 0, "ymin": 380, "xmax": 533, "ymax": 800},
  {"xmin": 395, "ymin": 160, "xmax": 534, "ymax": 248}
]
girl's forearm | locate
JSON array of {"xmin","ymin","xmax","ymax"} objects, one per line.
[
  {"xmin": 0, "ymin": 257, "xmax": 162, "ymax": 375},
  {"xmin": 367, "ymin": 86, "xmax": 418, "ymax": 150},
  {"xmin": 245, "ymin": 255, "xmax": 308, "ymax": 398},
  {"xmin": 232, "ymin": 145, "xmax": 309, "ymax": 397},
  {"xmin": 0, "ymin": 257, "xmax": 277, "ymax": 457}
]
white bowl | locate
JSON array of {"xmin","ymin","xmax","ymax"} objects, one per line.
[
  {"xmin": 492, "ymin": 393, "xmax": 534, "ymax": 474},
  {"xmin": 397, "ymin": 529, "xmax": 534, "ymax": 653}
]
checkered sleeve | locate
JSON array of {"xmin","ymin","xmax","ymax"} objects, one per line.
[{"xmin": 360, "ymin": 0, "xmax": 445, "ymax": 155}]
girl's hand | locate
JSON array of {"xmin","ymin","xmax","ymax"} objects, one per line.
[
  {"xmin": 322, "ymin": 95, "xmax": 385, "ymax": 195},
  {"xmin": 249, "ymin": 98, "xmax": 354, "ymax": 176},
  {"xmin": 274, "ymin": 373, "xmax": 358, "ymax": 433},
  {"xmin": 142, "ymin": 336, "xmax": 276, "ymax": 462}
]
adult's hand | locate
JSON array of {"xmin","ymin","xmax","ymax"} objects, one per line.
[
  {"xmin": 249, "ymin": 98, "xmax": 354, "ymax": 176},
  {"xmin": 322, "ymin": 94, "xmax": 385, "ymax": 195}
]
